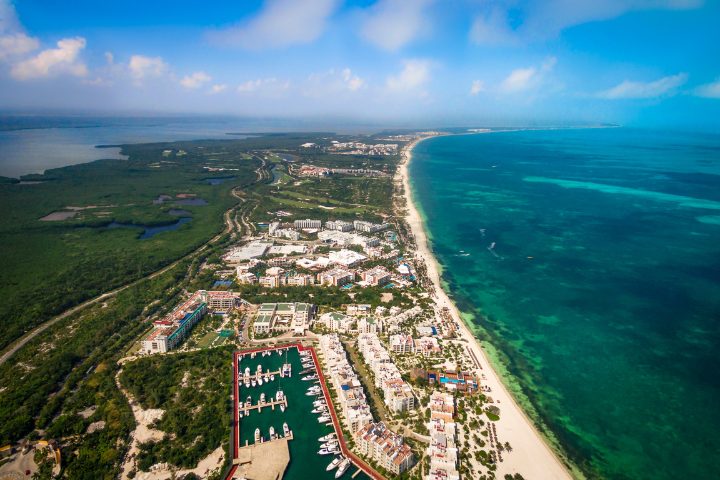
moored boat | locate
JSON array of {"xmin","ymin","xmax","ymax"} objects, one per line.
[
  {"xmin": 283, "ymin": 422, "xmax": 290, "ymax": 437},
  {"xmin": 335, "ymin": 458, "xmax": 350, "ymax": 478},
  {"xmin": 254, "ymin": 428, "xmax": 260, "ymax": 443},
  {"xmin": 326, "ymin": 456, "xmax": 342, "ymax": 471}
]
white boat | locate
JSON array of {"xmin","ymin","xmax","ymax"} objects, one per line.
[
  {"xmin": 244, "ymin": 380, "xmax": 250, "ymax": 388},
  {"xmin": 276, "ymin": 390, "xmax": 284, "ymax": 401},
  {"xmin": 244, "ymin": 367, "xmax": 250, "ymax": 377},
  {"xmin": 269, "ymin": 426, "xmax": 276, "ymax": 439},
  {"xmin": 260, "ymin": 393, "xmax": 266, "ymax": 403},
  {"xmin": 270, "ymin": 374, "xmax": 275, "ymax": 381},
  {"xmin": 280, "ymin": 405, "xmax": 285, "ymax": 413},
  {"xmin": 254, "ymin": 428, "xmax": 260, "ymax": 443},
  {"xmin": 313, "ymin": 400, "xmax": 327, "ymax": 407},
  {"xmin": 283, "ymin": 422, "xmax": 290, "ymax": 437},
  {"xmin": 319, "ymin": 433, "xmax": 336, "ymax": 442},
  {"xmin": 335, "ymin": 458, "xmax": 350, "ymax": 478},
  {"xmin": 321, "ymin": 441, "xmax": 338, "ymax": 449},
  {"xmin": 318, "ymin": 448, "xmax": 334, "ymax": 455},
  {"xmin": 312, "ymin": 407, "xmax": 325, "ymax": 414},
  {"xmin": 326, "ymin": 456, "xmax": 342, "ymax": 471},
  {"xmin": 239, "ymin": 412, "xmax": 243, "ymax": 418},
  {"xmin": 257, "ymin": 377, "xmax": 263, "ymax": 386},
  {"xmin": 251, "ymin": 379, "xmax": 256, "ymax": 387},
  {"xmin": 317, "ymin": 415, "xmax": 331, "ymax": 423},
  {"xmin": 302, "ymin": 374, "xmax": 318, "ymax": 381}
]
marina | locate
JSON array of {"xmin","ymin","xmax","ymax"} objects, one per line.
[{"xmin": 227, "ymin": 344, "xmax": 378, "ymax": 480}]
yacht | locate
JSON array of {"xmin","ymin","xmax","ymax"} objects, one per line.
[
  {"xmin": 319, "ymin": 433, "xmax": 336, "ymax": 442},
  {"xmin": 257, "ymin": 377, "xmax": 263, "ymax": 386},
  {"xmin": 244, "ymin": 367, "xmax": 250, "ymax": 377},
  {"xmin": 251, "ymin": 379, "xmax": 256, "ymax": 387},
  {"xmin": 317, "ymin": 415, "xmax": 331, "ymax": 423},
  {"xmin": 283, "ymin": 422, "xmax": 290, "ymax": 437},
  {"xmin": 312, "ymin": 407, "xmax": 326, "ymax": 414},
  {"xmin": 254, "ymin": 428, "xmax": 261, "ymax": 443},
  {"xmin": 269, "ymin": 426, "xmax": 276, "ymax": 440},
  {"xmin": 321, "ymin": 441, "xmax": 338, "ymax": 449},
  {"xmin": 318, "ymin": 447, "xmax": 336, "ymax": 455},
  {"xmin": 245, "ymin": 396, "xmax": 252, "ymax": 407},
  {"xmin": 260, "ymin": 393, "xmax": 266, "ymax": 404},
  {"xmin": 335, "ymin": 458, "xmax": 350, "ymax": 478},
  {"xmin": 244, "ymin": 379, "xmax": 250, "ymax": 388},
  {"xmin": 313, "ymin": 400, "xmax": 327, "ymax": 407},
  {"xmin": 270, "ymin": 374, "xmax": 275, "ymax": 381},
  {"xmin": 326, "ymin": 456, "xmax": 342, "ymax": 471},
  {"xmin": 302, "ymin": 374, "xmax": 318, "ymax": 381},
  {"xmin": 280, "ymin": 404, "xmax": 286, "ymax": 413},
  {"xmin": 276, "ymin": 390, "xmax": 284, "ymax": 401}
]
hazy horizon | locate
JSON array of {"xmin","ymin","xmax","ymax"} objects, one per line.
[{"xmin": 1, "ymin": 1, "xmax": 719, "ymax": 129}]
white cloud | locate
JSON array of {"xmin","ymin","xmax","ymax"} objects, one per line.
[
  {"xmin": 180, "ymin": 71, "xmax": 211, "ymax": 89},
  {"xmin": 209, "ymin": 84, "xmax": 228, "ymax": 94},
  {"xmin": 361, "ymin": 0, "xmax": 433, "ymax": 51},
  {"xmin": 209, "ymin": 0, "xmax": 338, "ymax": 49},
  {"xmin": 499, "ymin": 57, "xmax": 556, "ymax": 93},
  {"xmin": 386, "ymin": 59, "xmax": 431, "ymax": 91},
  {"xmin": 237, "ymin": 77, "xmax": 290, "ymax": 94},
  {"xmin": 0, "ymin": 1, "xmax": 39, "ymax": 60},
  {"xmin": 598, "ymin": 73, "xmax": 687, "ymax": 99},
  {"xmin": 341, "ymin": 68, "xmax": 364, "ymax": 91},
  {"xmin": 470, "ymin": 0, "xmax": 703, "ymax": 45},
  {"xmin": 0, "ymin": 32, "xmax": 38, "ymax": 60},
  {"xmin": 128, "ymin": 55, "xmax": 168, "ymax": 81},
  {"xmin": 104, "ymin": 51, "xmax": 114, "ymax": 65},
  {"xmin": 470, "ymin": 80, "xmax": 484, "ymax": 95},
  {"xmin": 694, "ymin": 78, "xmax": 720, "ymax": 98},
  {"xmin": 11, "ymin": 37, "xmax": 87, "ymax": 80}
]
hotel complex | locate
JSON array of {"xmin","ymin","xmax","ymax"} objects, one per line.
[
  {"xmin": 355, "ymin": 422, "xmax": 415, "ymax": 475},
  {"xmin": 252, "ymin": 302, "xmax": 315, "ymax": 335}
]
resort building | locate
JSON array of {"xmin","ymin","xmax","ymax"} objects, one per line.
[
  {"xmin": 426, "ymin": 369, "xmax": 480, "ymax": 395},
  {"xmin": 319, "ymin": 312, "xmax": 354, "ymax": 333},
  {"xmin": 390, "ymin": 334, "xmax": 414, "ymax": 354},
  {"xmin": 325, "ymin": 220, "xmax": 354, "ymax": 232},
  {"xmin": 361, "ymin": 266, "xmax": 392, "ymax": 286},
  {"xmin": 426, "ymin": 392, "xmax": 460, "ymax": 480},
  {"xmin": 319, "ymin": 268, "xmax": 355, "ymax": 287},
  {"xmin": 224, "ymin": 241, "xmax": 273, "ymax": 263},
  {"xmin": 415, "ymin": 337, "xmax": 442, "ymax": 357},
  {"xmin": 201, "ymin": 290, "xmax": 242, "ymax": 313},
  {"xmin": 354, "ymin": 422, "xmax": 415, "ymax": 475},
  {"xmin": 357, "ymin": 333, "xmax": 415, "ymax": 412},
  {"xmin": 328, "ymin": 249, "xmax": 368, "ymax": 267},
  {"xmin": 252, "ymin": 302, "xmax": 315, "ymax": 335},
  {"xmin": 317, "ymin": 230, "xmax": 380, "ymax": 249},
  {"xmin": 347, "ymin": 304, "xmax": 372, "ymax": 316},
  {"xmin": 142, "ymin": 291, "xmax": 207, "ymax": 354},
  {"xmin": 353, "ymin": 220, "xmax": 390, "ymax": 233},
  {"xmin": 294, "ymin": 219, "xmax": 322, "ymax": 229},
  {"xmin": 237, "ymin": 272, "xmax": 258, "ymax": 284}
]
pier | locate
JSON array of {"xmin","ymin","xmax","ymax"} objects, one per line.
[{"xmin": 240, "ymin": 397, "xmax": 288, "ymax": 415}]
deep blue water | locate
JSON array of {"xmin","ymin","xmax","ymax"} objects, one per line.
[
  {"xmin": 106, "ymin": 217, "xmax": 192, "ymax": 239},
  {"xmin": 410, "ymin": 128, "xmax": 720, "ymax": 479}
]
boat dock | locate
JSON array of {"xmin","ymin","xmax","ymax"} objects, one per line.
[{"xmin": 241, "ymin": 397, "xmax": 288, "ymax": 415}]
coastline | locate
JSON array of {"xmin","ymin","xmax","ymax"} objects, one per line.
[{"xmin": 398, "ymin": 135, "xmax": 576, "ymax": 479}]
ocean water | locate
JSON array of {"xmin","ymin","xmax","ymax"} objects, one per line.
[{"xmin": 410, "ymin": 128, "xmax": 720, "ymax": 479}]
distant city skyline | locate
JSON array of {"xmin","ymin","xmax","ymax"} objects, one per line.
[{"xmin": 1, "ymin": 0, "xmax": 719, "ymax": 129}]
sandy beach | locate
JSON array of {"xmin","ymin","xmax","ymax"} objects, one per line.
[{"xmin": 398, "ymin": 135, "xmax": 575, "ymax": 480}]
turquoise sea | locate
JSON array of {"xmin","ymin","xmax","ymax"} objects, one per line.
[{"xmin": 409, "ymin": 129, "xmax": 720, "ymax": 479}]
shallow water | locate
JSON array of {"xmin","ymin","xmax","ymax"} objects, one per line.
[{"xmin": 410, "ymin": 128, "xmax": 720, "ymax": 479}]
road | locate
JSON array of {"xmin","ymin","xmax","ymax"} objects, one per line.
[{"xmin": 0, "ymin": 166, "xmax": 268, "ymax": 367}]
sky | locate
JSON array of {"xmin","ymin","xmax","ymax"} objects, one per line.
[{"xmin": 0, "ymin": 0, "xmax": 719, "ymax": 128}]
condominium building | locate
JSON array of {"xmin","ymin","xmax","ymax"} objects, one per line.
[
  {"xmin": 357, "ymin": 316, "xmax": 382, "ymax": 335},
  {"xmin": 389, "ymin": 334, "xmax": 414, "ymax": 354},
  {"xmin": 319, "ymin": 268, "xmax": 355, "ymax": 287},
  {"xmin": 319, "ymin": 335, "xmax": 373, "ymax": 433},
  {"xmin": 325, "ymin": 220, "xmax": 354, "ymax": 232},
  {"xmin": 357, "ymin": 333, "xmax": 415, "ymax": 412},
  {"xmin": 328, "ymin": 249, "xmax": 367, "ymax": 267},
  {"xmin": 426, "ymin": 392, "xmax": 459, "ymax": 480},
  {"xmin": 294, "ymin": 218, "xmax": 322, "ymax": 229},
  {"xmin": 201, "ymin": 290, "xmax": 242, "ymax": 313},
  {"xmin": 319, "ymin": 312, "xmax": 354, "ymax": 333},
  {"xmin": 353, "ymin": 220, "xmax": 390, "ymax": 233},
  {"xmin": 415, "ymin": 336, "xmax": 442, "ymax": 357},
  {"xmin": 142, "ymin": 292, "xmax": 207, "ymax": 353},
  {"xmin": 361, "ymin": 266, "xmax": 392, "ymax": 286},
  {"xmin": 354, "ymin": 422, "xmax": 415, "ymax": 475}
]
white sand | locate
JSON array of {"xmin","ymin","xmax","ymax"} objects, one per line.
[{"xmin": 399, "ymin": 136, "xmax": 574, "ymax": 479}]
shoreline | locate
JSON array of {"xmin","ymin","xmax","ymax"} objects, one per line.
[{"xmin": 398, "ymin": 134, "xmax": 576, "ymax": 479}]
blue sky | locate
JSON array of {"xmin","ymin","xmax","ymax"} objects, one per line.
[{"xmin": 1, "ymin": 0, "xmax": 719, "ymax": 128}]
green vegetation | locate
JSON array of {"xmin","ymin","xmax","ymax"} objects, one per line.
[
  {"xmin": 0, "ymin": 140, "xmax": 261, "ymax": 351},
  {"xmin": 120, "ymin": 347, "xmax": 233, "ymax": 471}
]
